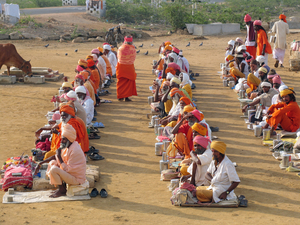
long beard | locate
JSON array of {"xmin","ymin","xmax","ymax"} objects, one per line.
[
  {"xmin": 180, "ymin": 108, "xmax": 184, "ymax": 115},
  {"xmin": 61, "ymin": 114, "xmax": 71, "ymax": 126},
  {"xmin": 188, "ymin": 121, "xmax": 195, "ymax": 127},
  {"xmin": 60, "ymin": 140, "xmax": 70, "ymax": 149}
]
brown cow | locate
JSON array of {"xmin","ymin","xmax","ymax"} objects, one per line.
[{"xmin": 0, "ymin": 43, "xmax": 32, "ymax": 76}]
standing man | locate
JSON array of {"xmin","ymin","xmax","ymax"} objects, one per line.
[
  {"xmin": 116, "ymin": 36, "xmax": 137, "ymax": 101},
  {"xmin": 272, "ymin": 14, "xmax": 289, "ymax": 68},
  {"xmin": 254, "ymin": 20, "xmax": 272, "ymax": 65},
  {"xmin": 244, "ymin": 14, "xmax": 256, "ymax": 59}
]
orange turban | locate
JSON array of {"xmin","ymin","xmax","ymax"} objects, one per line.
[
  {"xmin": 180, "ymin": 97, "xmax": 192, "ymax": 106},
  {"xmin": 87, "ymin": 59, "xmax": 95, "ymax": 67},
  {"xmin": 211, "ymin": 141, "xmax": 226, "ymax": 154},
  {"xmin": 226, "ymin": 55, "xmax": 234, "ymax": 62},
  {"xmin": 164, "ymin": 45, "xmax": 172, "ymax": 51},
  {"xmin": 86, "ymin": 55, "xmax": 93, "ymax": 60},
  {"xmin": 192, "ymin": 123, "xmax": 207, "ymax": 136},
  {"xmin": 165, "ymin": 41, "xmax": 171, "ymax": 46},
  {"xmin": 60, "ymin": 105, "xmax": 75, "ymax": 117},
  {"xmin": 61, "ymin": 124, "xmax": 77, "ymax": 143},
  {"xmin": 165, "ymin": 67, "xmax": 176, "ymax": 75},
  {"xmin": 170, "ymin": 88, "xmax": 185, "ymax": 97},
  {"xmin": 279, "ymin": 14, "xmax": 287, "ymax": 23},
  {"xmin": 97, "ymin": 47, "xmax": 103, "ymax": 53},
  {"xmin": 183, "ymin": 105, "xmax": 194, "ymax": 113},
  {"xmin": 78, "ymin": 59, "xmax": 87, "ymax": 67}
]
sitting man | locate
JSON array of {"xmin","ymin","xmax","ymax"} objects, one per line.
[
  {"xmin": 195, "ymin": 141, "xmax": 240, "ymax": 203},
  {"xmin": 75, "ymin": 86, "xmax": 94, "ymax": 125},
  {"xmin": 265, "ymin": 87, "xmax": 300, "ymax": 133},
  {"xmin": 59, "ymin": 80, "xmax": 73, "ymax": 102},
  {"xmin": 34, "ymin": 124, "xmax": 86, "ymax": 198},
  {"xmin": 181, "ymin": 136, "xmax": 212, "ymax": 186},
  {"xmin": 192, "ymin": 122, "xmax": 208, "ymax": 139}
]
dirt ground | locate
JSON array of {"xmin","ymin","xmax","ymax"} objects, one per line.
[{"xmin": 1, "ymin": 12, "xmax": 300, "ymax": 225}]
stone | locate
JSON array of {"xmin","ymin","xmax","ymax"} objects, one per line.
[
  {"xmin": 0, "ymin": 34, "xmax": 9, "ymax": 40},
  {"xmin": 9, "ymin": 31, "xmax": 20, "ymax": 40},
  {"xmin": 32, "ymin": 178, "xmax": 54, "ymax": 190},
  {"xmin": 0, "ymin": 75, "xmax": 17, "ymax": 84},
  {"xmin": 47, "ymin": 35, "xmax": 60, "ymax": 40},
  {"xmin": 88, "ymin": 38, "xmax": 98, "ymax": 42},
  {"xmin": 96, "ymin": 36, "xmax": 104, "ymax": 41},
  {"xmin": 61, "ymin": 34, "xmax": 72, "ymax": 40},
  {"xmin": 76, "ymin": 30, "xmax": 88, "ymax": 37},
  {"xmin": 72, "ymin": 37, "xmax": 85, "ymax": 43},
  {"xmin": 88, "ymin": 31, "xmax": 106, "ymax": 38},
  {"xmin": 21, "ymin": 33, "xmax": 37, "ymax": 39},
  {"xmin": 86, "ymin": 175, "xmax": 95, "ymax": 188},
  {"xmin": 24, "ymin": 75, "xmax": 45, "ymax": 84},
  {"xmin": 86, "ymin": 164, "xmax": 100, "ymax": 172},
  {"xmin": 60, "ymin": 38, "xmax": 67, "ymax": 43},
  {"xmin": 86, "ymin": 169, "xmax": 100, "ymax": 182}
]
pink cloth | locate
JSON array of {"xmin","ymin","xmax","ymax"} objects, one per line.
[
  {"xmin": 124, "ymin": 36, "xmax": 133, "ymax": 42},
  {"xmin": 273, "ymin": 75, "xmax": 282, "ymax": 84},
  {"xmin": 267, "ymin": 74, "xmax": 278, "ymax": 79},
  {"xmin": 91, "ymin": 48, "xmax": 100, "ymax": 54},
  {"xmin": 191, "ymin": 109, "xmax": 203, "ymax": 122},
  {"xmin": 168, "ymin": 62, "xmax": 181, "ymax": 71},
  {"xmin": 2, "ymin": 167, "xmax": 33, "ymax": 191},
  {"xmin": 47, "ymin": 141, "xmax": 86, "ymax": 185},
  {"xmin": 52, "ymin": 113, "xmax": 61, "ymax": 121},
  {"xmin": 76, "ymin": 65, "xmax": 84, "ymax": 72},
  {"xmin": 172, "ymin": 47, "xmax": 180, "ymax": 54},
  {"xmin": 193, "ymin": 136, "xmax": 211, "ymax": 149},
  {"xmin": 180, "ymin": 182, "xmax": 195, "ymax": 192},
  {"xmin": 254, "ymin": 20, "xmax": 262, "ymax": 26},
  {"xmin": 117, "ymin": 44, "xmax": 136, "ymax": 65},
  {"xmin": 244, "ymin": 14, "xmax": 251, "ymax": 22}
]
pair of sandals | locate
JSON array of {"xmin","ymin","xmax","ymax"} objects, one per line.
[
  {"xmin": 238, "ymin": 195, "xmax": 248, "ymax": 207},
  {"xmin": 89, "ymin": 133, "xmax": 101, "ymax": 140},
  {"xmin": 93, "ymin": 122, "xmax": 105, "ymax": 128},
  {"xmin": 90, "ymin": 188, "xmax": 108, "ymax": 198},
  {"xmin": 87, "ymin": 147, "xmax": 104, "ymax": 160}
]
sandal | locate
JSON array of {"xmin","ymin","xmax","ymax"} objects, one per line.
[
  {"xmin": 90, "ymin": 188, "xmax": 99, "ymax": 197},
  {"xmin": 89, "ymin": 133, "xmax": 101, "ymax": 140},
  {"xmin": 93, "ymin": 122, "xmax": 105, "ymax": 128},
  {"xmin": 238, "ymin": 195, "xmax": 248, "ymax": 207},
  {"xmin": 99, "ymin": 188, "xmax": 108, "ymax": 198},
  {"xmin": 195, "ymin": 73, "xmax": 199, "ymax": 77},
  {"xmin": 92, "ymin": 117, "xmax": 97, "ymax": 121},
  {"xmin": 89, "ymin": 127, "xmax": 99, "ymax": 133},
  {"xmin": 89, "ymin": 146, "xmax": 99, "ymax": 153},
  {"xmin": 88, "ymin": 153, "xmax": 105, "ymax": 160},
  {"xmin": 100, "ymin": 99, "xmax": 112, "ymax": 103},
  {"xmin": 210, "ymin": 127, "xmax": 219, "ymax": 132}
]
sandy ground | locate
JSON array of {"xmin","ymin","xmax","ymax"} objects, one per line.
[{"xmin": 1, "ymin": 14, "xmax": 300, "ymax": 224}]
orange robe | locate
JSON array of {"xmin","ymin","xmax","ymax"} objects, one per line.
[
  {"xmin": 256, "ymin": 29, "xmax": 272, "ymax": 56},
  {"xmin": 84, "ymin": 81, "xmax": 96, "ymax": 105},
  {"xmin": 157, "ymin": 58, "xmax": 165, "ymax": 71},
  {"xmin": 81, "ymin": 71, "xmax": 97, "ymax": 94},
  {"xmin": 174, "ymin": 123, "xmax": 193, "ymax": 159},
  {"xmin": 101, "ymin": 55, "xmax": 112, "ymax": 76},
  {"xmin": 75, "ymin": 116, "xmax": 89, "ymax": 153},
  {"xmin": 267, "ymin": 102, "xmax": 300, "ymax": 132},
  {"xmin": 87, "ymin": 68, "xmax": 100, "ymax": 91}
]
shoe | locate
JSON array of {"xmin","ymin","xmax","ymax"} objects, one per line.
[
  {"xmin": 280, "ymin": 64, "xmax": 284, "ymax": 68},
  {"xmin": 274, "ymin": 60, "xmax": 279, "ymax": 68},
  {"xmin": 90, "ymin": 188, "xmax": 99, "ymax": 197},
  {"xmin": 99, "ymin": 188, "xmax": 108, "ymax": 198}
]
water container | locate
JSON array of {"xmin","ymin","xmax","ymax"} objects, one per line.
[
  {"xmin": 160, "ymin": 160, "xmax": 169, "ymax": 172},
  {"xmin": 155, "ymin": 142, "xmax": 164, "ymax": 156},
  {"xmin": 229, "ymin": 81, "xmax": 235, "ymax": 89},
  {"xmin": 158, "ymin": 127, "xmax": 164, "ymax": 136},
  {"xmin": 163, "ymin": 140, "xmax": 170, "ymax": 152},
  {"xmin": 253, "ymin": 125, "xmax": 262, "ymax": 137},
  {"xmin": 263, "ymin": 129, "xmax": 271, "ymax": 141},
  {"xmin": 148, "ymin": 96, "xmax": 154, "ymax": 105}
]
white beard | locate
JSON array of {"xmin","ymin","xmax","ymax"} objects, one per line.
[
  {"xmin": 61, "ymin": 114, "xmax": 71, "ymax": 126},
  {"xmin": 180, "ymin": 108, "xmax": 184, "ymax": 115}
]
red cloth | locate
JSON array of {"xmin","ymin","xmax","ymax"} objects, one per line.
[
  {"xmin": 36, "ymin": 138, "xmax": 51, "ymax": 151},
  {"xmin": 246, "ymin": 46, "xmax": 256, "ymax": 59},
  {"xmin": 2, "ymin": 167, "xmax": 33, "ymax": 191},
  {"xmin": 116, "ymin": 63, "xmax": 137, "ymax": 99},
  {"xmin": 180, "ymin": 182, "xmax": 195, "ymax": 192}
]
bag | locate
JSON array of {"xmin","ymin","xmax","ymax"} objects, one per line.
[
  {"xmin": 167, "ymin": 139, "xmax": 178, "ymax": 158},
  {"xmin": 170, "ymin": 188, "xmax": 188, "ymax": 206}
]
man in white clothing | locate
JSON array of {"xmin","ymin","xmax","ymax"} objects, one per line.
[
  {"xmin": 179, "ymin": 50, "xmax": 189, "ymax": 73},
  {"xmin": 75, "ymin": 86, "xmax": 94, "ymax": 125},
  {"xmin": 194, "ymin": 141, "xmax": 240, "ymax": 203},
  {"xmin": 104, "ymin": 45, "xmax": 117, "ymax": 77},
  {"xmin": 272, "ymin": 14, "xmax": 289, "ymax": 68}
]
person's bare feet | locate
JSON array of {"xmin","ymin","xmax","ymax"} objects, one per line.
[{"xmin": 49, "ymin": 189, "xmax": 66, "ymax": 198}]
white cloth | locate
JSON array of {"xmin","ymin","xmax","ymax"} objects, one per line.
[
  {"xmin": 272, "ymin": 20, "xmax": 289, "ymax": 50},
  {"xmin": 254, "ymin": 70, "xmax": 259, "ymax": 78},
  {"xmin": 272, "ymin": 48, "xmax": 286, "ymax": 64},
  {"xmin": 240, "ymin": 60, "xmax": 249, "ymax": 78},
  {"xmin": 168, "ymin": 101, "xmax": 181, "ymax": 117},
  {"xmin": 107, "ymin": 51, "xmax": 117, "ymax": 75},
  {"xmin": 176, "ymin": 56, "xmax": 184, "ymax": 71},
  {"xmin": 272, "ymin": 94, "xmax": 281, "ymax": 105},
  {"xmin": 97, "ymin": 56, "xmax": 106, "ymax": 81},
  {"xmin": 207, "ymin": 156, "xmax": 240, "ymax": 203},
  {"xmin": 245, "ymin": 25, "xmax": 256, "ymax": 47},
  {"xmin": 187, "ymin": 149, "xmax": 213, "ymax": 186},
  {"xmin": 180, "ymin": 72, "xmax": 192, "ymax": 87},
  {"xmin": 181, "ymin": 56, "xmax": 189, "ymax": 73},
  {"xmin": 80, "ymin": 97, "xmax": 94, "ymax": 125}
]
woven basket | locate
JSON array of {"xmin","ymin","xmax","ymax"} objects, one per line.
[{"xmin": 289, "ymin": 59, "xmax": 300, "ymax": 71}]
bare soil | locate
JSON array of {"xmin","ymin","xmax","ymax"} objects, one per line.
[{"xmin": 1, "ymin": 12, "xmax": 300, "ymax": 225}]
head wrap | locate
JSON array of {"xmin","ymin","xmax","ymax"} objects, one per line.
[
  {"xmin": 279, "ymin": 14, "xmax": 287, "ymax": 23},
  {"xmin": 226, "ymin": 55, "xmax": 234, "ymax": 62},
  {"xmin": 76, "ymin": 65, "xmax": 84, "ymax": 72},
  {"xmin": 181, "ymin": 73, "xmax": 191, "ymax": 86},
  {"xmin": 170, "ymin": 77, "xmax": 181, "ymax": 85},
  {"xmin": 165, "ymin": 41, "xmax": 172, "ymax": 46},
  {"xmin": 272, "ymin": 75, "xmax": 281, "ymax": 84},
  {"xmin": 180, "ymin": 97, "xmax": 192, "ymax": 106},
  {"xmin": 124, "ymin": 36, "xmax": 133, "ymax": 42},
  {"xmin": 279, "ymin": 85, "xmax": 288, "ymax": 92},
  {"xmin": 229, "ymin": 62, "xmax": 235, "ymax": 68},
  {"xmin": 193, "ymin": 136, "xmax": 211, "ymax": 149},
  {"xmin": 51, "ymin": 111, "xmax": 61, "ymax": 121},
  {"xmin": 66, "ymin": 90, "xmax": 77, "ymax": 101},
  {"xmin": 165, "ymin": 67, "xmax": 176, "ymax": 75},
  {"xmin": 192, "ymin": 123, "xmax": 207, "ymax": 136},
  {"xmin": 235, "ymin": 54, "xmax": 244, "ymax": 58},
  {"xmin": 87, "ymin": 59, "xmax": 95, "ymax": 67},
  {"xmin": 86, "ymin": 55, "xmax": 93, "ymax": 60},
  {"xmin": 168, "ymin": 62, "xmax": 181, "ymax": 71},
  {"xmin": 62, "ymin": 82, "xmax": 72, "ymax": 88},
  {"xmin": 237, "ymin": 45, "xmax": 246, "ymax": 52},
  {"xmin": 172, "ymin": 47, "xmax": 180, "ymax": 54},
  {"xmin": 211, "ymin": 141, "xmax": 226, "ymax": 154},
  {"xmin": 78, "ymin": 59, "xmax": 87, "ymax": 67},
  {"xmin": 61, "ymin": 124, "xmax": 76, "ymax": 143},
  {"xmin": 170, "ymin": 88, "xmax": 185, "ymax": 97},
  {"xmin": 280, "ymin": 88, "xmax": 294, "ymax": 97},
  {"xmin": 247, "ymin": 73, "xmax": 261, "ymax": 87},
  {"xmin": 246, "ymin": 56, "xmax": 254, "ymax": 63},
  {"xmin": 228, "ymin": 40, "xmax": 235, "ymax": 46},
  {"xmin": 97, "ymin": 47, "xmax": 103, "ymax": 53},
  {"xmin": 168, "ymin": 53, "xmax": 178, "ymax": 62},
  {"xmin": 258, "ymin": 67, "xmax": 267, "ymax": 74},
  {"xmin": 103, "ymin": 45, "xmax": 111, "ymax": 50},
  {"xmin": 190, "ymin": 109, "xmax": 204, "ymax": 122},
  {"xmin": 91, "ymin": 48, "xmax": 100, "ymax": 54},
  {"xmin": 235, "ymin": 38, "xmax": 243, "ymax": 45},
  {"xmin": 164, "ymin": 45, "xmax": 172, "ymax": 51},
  {"xmin": 183, "ymin": 105, "xmax": 194, "ymax": 113},
  {"xmin": 166, "ymin": 72, "xmax": 174, "ymax": 80},
  {"xmin": 244, "ymin": 14, "xmax": 252, "ymax": 22},
  {"xmin": 103, "ymin": 42, "xmax": 109, "ymax": 46},
  {"xmin": 256, "ymin": 55, "xmax": 265, "ymax": 63},
  {"xmin": 91, "ymin": 54, "xmax": 98, "ymax": 62},
  {"xmin": 261, "ymin": 82, "xmax": 272, "ymax": 88},
  {"xmin": 75, "ymin": 85, "xmax": 86, "ymax": 94},
  {"xmin": 253, "ymin": 20, "xmax": 262, "ymax": 26},
  {"xmin": 179, "ymin": 50, "xmax": 183, "ymax": 56},
  {"xmin": 75, "ymin": 74, "xmax": 85, "ymax": 82},
  {"xmin": 60, "ymin": 105, "xmax": 75, "ymax": 117}
]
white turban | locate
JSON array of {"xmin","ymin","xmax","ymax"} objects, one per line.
[
  {"xmin": 261, "ymin": 82, "xmax": 272, "ymax": 88},
  {"xmin": 179, "ymin": 50, "xmax": 183, "ymax": 56},
  {"xmin": 166, "ymin": 72, "xmax": 174, "ymax": 80},
  {"xmin": 279, "ymin": 85, "xmax": 288, "ymax": 92},
  {"xmin": 75, "ymin": 86, "xmax": 86, "ymax": 94},
  {"xmin": 256, "ymin": 55, "xmax": 265, "ymax": 63},
  {"xmin": 103, "ymin": 45, "xmax": 111, "ymax": 50},
  {"xmin": 61, "ymin": 124, "xmax": 76, "ymax": 143},
  {"xmin": 67, "ymin": 90, "xmax": 77, "ymax": 99},
  {"xmin": 228, "ymin": 40, "xmax": 235, "ymax": 46},
  {"xmin": 91, "ymin": 54, "xmax": 98, "ymax": 61},
  {"xmin": 237, "ymin": 45, "xmax": 247, "ymax": 52}
]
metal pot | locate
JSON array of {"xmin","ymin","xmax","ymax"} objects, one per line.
[
  {"xmin": 253, "ymin": 125, "xmax": 262, "ymax": 137},
  {"xmin": 162, "ymin": 152, "xmax": 167, "ymax": 161},
  {"xmin": 163, "ymin": 140, "xmax": 171, "ymax": 152},
  {"xmin": 160, "ymin": 160, "xmax": 169, "ymax": 172},
  {"xmin": 155, "ymin": 142, "xmax": 164, "ymax": 156},
  {"xmin": 229, "ymin": 81, "xmax": 235, "ymax": 89},
  {"xmin": 148, "ymin": 96, "xmax": 154, "ymax": 105},
  {"xmin": 154, "ymin": 118, "xmax": 159, "ymax": 126},
  {"xmin": 223, "ymin": 79, "xmax": 228, "ymax": 87},
  {"xmin": 151, "ymin": 115, "xmax": 158, "ymax": 126},
  {"xmin": 158, "ymin": 127, "xmax": 164, "ymax": 136},
  {"xmin": 263, "ymin": 129, "xmax": 271, "ymax": 141},
  {"xmin": 239, "ymin": 90, "xmax": 246, "ymax": 99},
  {"xmin": 154, "ymin": 124, "xmax": 161, "ymax": 135}
]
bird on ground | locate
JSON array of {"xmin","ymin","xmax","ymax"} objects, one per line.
[
  {"xmin": 75, "ymin": 49, "xmax": 78, "ymax": 52},
  {"xmin": 44, "ymin": 44, "xmax": 49, "ymax": 48},
  {"xmin": 150, "ymin": 44, "xmax": 154, "ymax": 47},
  {"xmin": 199, "ymin": 42, "xmax": 203, "ymax": 46},
  {"xmin": 186, "ymin": 42, "xmax": 190, "ymax": 47},
  {"xmin": 144, "ymin": 51, "xmax": 148, "ymax": 55},
  {"xmin": 65, "ymin": 53, "xmax": 68, "ymax": 56},
  {"xmin": 139, "ymin": 44, "xmax": 143, "ymax": 47},
  {"xmin": 136, "ymin": 50, "xmax": 140, "ymax": 53}
]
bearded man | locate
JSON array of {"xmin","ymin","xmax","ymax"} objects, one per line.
[{"xmin": 75, "ymin": 86, "xmax": 94, "ymax": 125}]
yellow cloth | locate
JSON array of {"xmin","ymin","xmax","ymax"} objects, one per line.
[
  {"xmin": 97, "ymin": 47, "xmax": 103, "ymax": 53},
  {"xmin": 182, "ymin": 84, "xmax": 192, "ymax": 99},
  {"xmin": 78, "ymin": 59, "xmax": 87, "ymax": 67},
  {"xmin": 166, "ymin": 121, "xmax": 177, "ymax": 128},
  {"xmin": 164, "ymin": 99, "xmax": 173, "ymax": 114},
  {"xmin": 165, "ymin": 41, "xmax": 172, "ymax": 46},
  {"xmin": 183, "ymin": 105, "xmax": 194, "ymax": 113},
  {"xmin": 280, "ymin": 88, "xmax": 294, "ymax": 97},
  {"xmin": 86, "ymin": 55, "xmax": 93, "ymax": 60},
  {"xmin": 211, "ymin": 141, "xmax": 226, "ymax": 154},
  {"xmin": 196, "ymin": 186, "xmax": 213, "ymax": 202},
  {"xmin": 247, "ymin": 73, "xmax": 261, "ymax": 93},
  {"xmin": 164, "ymin": 45, "xmax": 172, "ymax": 51},
  {"xmin": 171, "ymin": 77, "xmax": 181, "ymax": 85},
  {"xmin": 229, "ymin": 62, "xmax": 235, "ymax": 68},
  {"xmin": 258, "ymin": 67, "xmax": 267, "ymax": 73},
  {"xmin": 227, "ymin": 55, "xmax": 234, "ymax": 61},
  {"xmin": 230, "ymin": 67, "xmax": 245, "ymax": 80},
  {"xmin": 180, "ymin": 164, "xmax": 190, "ymax": 176},
  {"xmin": 62, "ymin": 82, "xmax": 72, "ymax": 88},
  {"xmin": 192, "ymin": 123, "xmax": 207, "ymax": 136}
]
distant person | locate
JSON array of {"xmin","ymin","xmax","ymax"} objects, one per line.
[
  {"xmin": 244, "ymin": 14, "xmax": 256, "ymax": 59},
  {"xmin": 271, "ymin": 14, "xmax": 290, "ymax": 68},
  {"xmin": 254, "ymin": 20, "xmax": 272, "ymax": 65}
]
